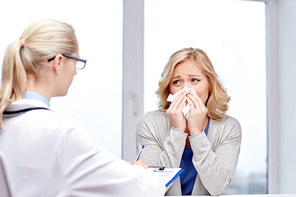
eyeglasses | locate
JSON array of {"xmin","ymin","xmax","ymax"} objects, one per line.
[{"xmin": 48, "ymin": 54, "xmax": 87, "ymax": 70}]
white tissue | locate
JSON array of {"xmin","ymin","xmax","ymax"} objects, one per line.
[{"xmin": 167, "ymin": 87, "xmax": 197, "ymax": 119}]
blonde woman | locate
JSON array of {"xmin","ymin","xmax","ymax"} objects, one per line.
[
  {"xmin": 136, "ymin": 48, "xmax": 242, "ymax": 196},
  {"xmin": 0, "ymin": 19, "xmax": 165, "ymax": 197}
]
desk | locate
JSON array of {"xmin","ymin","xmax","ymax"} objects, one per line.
[{"xmin": 170, "ymin": 194, "xmax": 296, "ymax": 197}]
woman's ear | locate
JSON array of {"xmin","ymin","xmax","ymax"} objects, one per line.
[{"xmin": 51, "ymin": 54, "xmax": 64, "ymax": 74}]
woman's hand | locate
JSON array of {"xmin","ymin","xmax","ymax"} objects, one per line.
[
  {"xmin": 166, "ymin": 91, "xmax": 187, "ymax": 132},
  {"xmin": 133, "ymin": 159, "xmax": 148, "ymax": 169},
  {"xmin": 186, "ymin": 92, "xmax": 208, "ymax": 136}
]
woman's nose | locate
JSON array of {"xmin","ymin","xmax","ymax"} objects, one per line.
[{"xmin": 183, "ymin": 83, "xmax": 191, "ymax": 89}]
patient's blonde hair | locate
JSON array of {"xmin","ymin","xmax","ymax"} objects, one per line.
[
  {"xmin": 156, "ymin": 47, "xmax": 230, "ymax": 120},
  {"xmin": 0, "ymin": 19, "xmax": 77, "ymax": 128}
]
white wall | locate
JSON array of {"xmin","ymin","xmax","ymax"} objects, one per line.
[{"xmin": 277, "ymin": 0, "xmax": 296, "ymax": 193}]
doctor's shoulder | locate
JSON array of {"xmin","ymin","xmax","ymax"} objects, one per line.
[
  {"xmin": 28, "ymin": 108, "xmax": 91, "ymax": 137},
  {"xmin": 38, "ymin": 110, "xmax": 99, "ymax": 146}
]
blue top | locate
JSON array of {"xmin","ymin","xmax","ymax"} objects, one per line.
[
  {"xmin": 180, "ymin": 119, "xmax": 210, "ymax": 195},
  {"xmin": 23, "ymin": 91, "xmax": 50, "ymax": 107}
]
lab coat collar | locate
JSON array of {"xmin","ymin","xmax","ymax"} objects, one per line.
[{"xmin": 4, "ymin": 99, "xmax": 50, "ymax": 114}]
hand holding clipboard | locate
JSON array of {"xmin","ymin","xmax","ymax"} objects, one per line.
[{"xmin": 135, "ymin": 144, "xmax": 183, "ymax": 187}]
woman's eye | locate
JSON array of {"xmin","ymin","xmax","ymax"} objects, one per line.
[
  {"xmin": 173, "ymin": 80, "xmax": 180, "ymax": 84},
  {"xmin": 192, "ymin": 78, "xmax": 200, "ymax": 82}
]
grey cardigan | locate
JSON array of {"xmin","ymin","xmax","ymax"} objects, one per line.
[{"xmin": 136, "ymin": 110, "xmax": 242, "ymax": 196}]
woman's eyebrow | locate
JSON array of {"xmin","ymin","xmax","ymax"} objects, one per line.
[
  {"xmin": 171, "ymin": 75, "xmax": 181, "ymax": 80},
  {"xmin": 188, "ymin": 74, "xmax": 202, "ymax": 77}
]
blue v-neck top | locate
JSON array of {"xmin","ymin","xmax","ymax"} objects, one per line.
[{"xmin": 180, "ymin": 119, "xmax": 210, "ymax": 195}]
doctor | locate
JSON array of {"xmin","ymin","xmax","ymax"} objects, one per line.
[{"xmin": 0, "ymin": 19, "xmax": 165, "ymax": 197}]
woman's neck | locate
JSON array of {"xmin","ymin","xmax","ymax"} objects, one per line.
[{"xmin": 27, "ymin": 75, "xmax": 52, "ymax": 101}]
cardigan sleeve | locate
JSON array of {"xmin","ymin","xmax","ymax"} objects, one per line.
[
  {"xmin": 189, "ymin": 117, "xmax": 242, "ymax": 195},
  {"xmin": 136, "ymin": 112, "xmax": 189, "ymax": 195},
  {"xmin": 136, "ymin": 112, "xmax": 187, "ymax": 168}
]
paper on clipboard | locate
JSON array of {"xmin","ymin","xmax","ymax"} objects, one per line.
[{"xmin": 148, "ymin": 167, "xmax": 184, "ymax": 187}]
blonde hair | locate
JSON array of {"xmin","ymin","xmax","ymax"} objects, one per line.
[
  {"xmin": 0, "ymin": 19, "xmax": 77, "ymax": 128},
  {"xmin": 156, "ymin": 47, "xmax": 230, "ymax": 120}
]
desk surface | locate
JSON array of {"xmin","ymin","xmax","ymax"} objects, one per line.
[{"xmin": 170, "ymin": 194, "xmax": 296, "ymax": 197}]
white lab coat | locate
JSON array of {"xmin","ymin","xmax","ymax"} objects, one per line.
[{"xmin": 0, "ymin": 99, "xmax": 165, "ymax": 197}]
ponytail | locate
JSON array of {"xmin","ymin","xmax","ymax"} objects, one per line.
[
  {"xmin": 0, "ymin": 19, "xmax": 77, "ymax": 129},
  {"xmin": 0, "ymin": 40, "xmax": 27, "ymax": 128}
]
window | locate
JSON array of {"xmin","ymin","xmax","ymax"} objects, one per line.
[{"xmin": 144, "ymin": 0, "xmax": 267, "ymax": 194}]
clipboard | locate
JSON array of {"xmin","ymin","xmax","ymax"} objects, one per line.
[{"xmin": 148, "ymin": 167, "xmax": 184, "ymax": 187}]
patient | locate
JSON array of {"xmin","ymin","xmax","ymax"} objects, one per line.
[{"xmin": 136, "ymin": 47, "xmax": 242, "ymax": 196}]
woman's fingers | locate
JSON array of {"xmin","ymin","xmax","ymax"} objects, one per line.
[
  {"xmin": 168, "ymin": 91, "xmax": 185, "ymax": 110},
  {"xmin": 186, "ymin": 93, "xmax": 208, "ymax": 135},
  {"xmin": 176, "ymin": 92, "xmax": 187, "ymax": 111},
  {"xmin": 133, "ymin": 159, "xmax": 148, "ymax": 169},
  {"xmin": 167, "ymin": 91, "xmax": 186, "ymax": 131},
  {"xmin": 186, "ymin": 92, "xmax": 203, "ymax": 110}
]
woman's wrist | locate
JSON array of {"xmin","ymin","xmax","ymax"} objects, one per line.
[{"xmin": 189, "ymin": 128, "xmax": 203, "ymax": 136}]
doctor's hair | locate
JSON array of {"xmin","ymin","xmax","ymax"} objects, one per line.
[
  {"xmin": 156, "ymin": 47, "xmax": 230, "ymax": 120},
  {"xmin": 0, "ymin": 19, "xmax": 78, "ymax": 128}
]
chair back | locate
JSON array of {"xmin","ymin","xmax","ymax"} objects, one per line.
[{"xmin": 0, "ymin": 150, "xmax": 13, "ymax": 197}]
